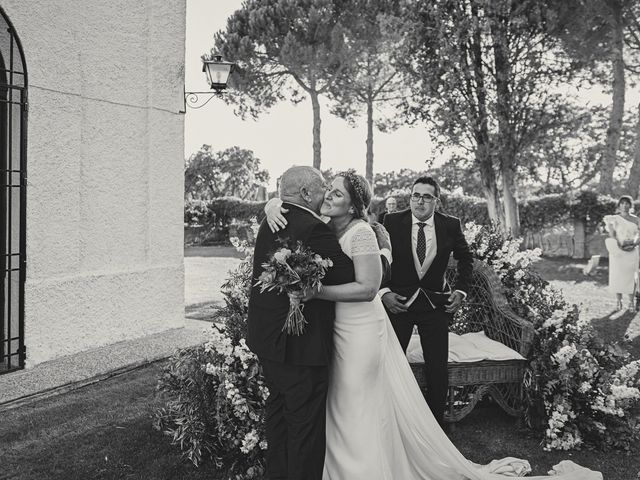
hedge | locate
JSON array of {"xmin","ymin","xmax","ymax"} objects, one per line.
[
  {"xmin": 185, "ymin": 197, "xmax": 267, "ymax": 226},
  {"xmin": 186, "ymin": 190, "xmax": 628, "ymax": 239}
]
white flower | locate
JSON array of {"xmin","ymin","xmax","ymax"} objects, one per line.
[
  {"xmin": 578, "ymin": 381, "xmax": 592, "ymax": 394},
  {"xmin": 551, "ymin": 344, "xmax": 578, "ymax": 370},
  {"xmin": 205, "ymin": 363, "xmax": 220, "ymax": 376},
  {"xmin": 273, "ymin": 248, "xmax": 292, "ymax": 264},
  {"xmin": 240, "ymin": 430, "xmax": 260, "ymax": 454},
  {"xmin": 614, "ymin": 360, "xmax": 640, "ymax": 384},
  {"xmin": 463, "ymin": 222, "xmax": 483, "ymax": 245},
  {"xmin": 542, "ymin": 306, "xmax": 573, "ymax": 330}
]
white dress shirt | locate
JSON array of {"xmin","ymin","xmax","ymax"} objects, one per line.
[
  {"xmin": 404, "ymin": 214, "xmax": 437, "ymax": 307},
  {"xmin": 378, "ymin": 213, "xmax": 467, "ymax": 306},
  {"xmin": 411, "ymin": 214, "xmax": 437, "ymax": 280}
]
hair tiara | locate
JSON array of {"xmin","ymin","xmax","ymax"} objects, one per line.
[{"xmin": 339, "ymin": 169, "xmax": 365, "ymax": 204}]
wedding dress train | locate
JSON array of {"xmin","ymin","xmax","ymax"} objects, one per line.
[{"xmin": 322, "ymin": 221, "xmax": 601, "ymax": 480}]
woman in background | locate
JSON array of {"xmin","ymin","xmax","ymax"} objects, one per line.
[{"xmin": 604, "ymin": 195, "xmax": 640, "ymax": 310}]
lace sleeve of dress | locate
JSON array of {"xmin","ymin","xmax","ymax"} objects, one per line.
[{"xmin": 350, "ymin": 225, "xmax": 380, "ymax": 256}]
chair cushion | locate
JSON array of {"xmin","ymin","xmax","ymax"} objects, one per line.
[{"xmin": 406, "ymin": 331, "xmax": 525, "ymax": 363}]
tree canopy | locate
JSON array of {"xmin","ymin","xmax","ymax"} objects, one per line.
[
  {"xmin": 214, "ymin": 0, "xmax": 352, "ymax": 169},
  {"xmin": 185, "ymin": 146, "xmax": 269, "ymax": 201}
]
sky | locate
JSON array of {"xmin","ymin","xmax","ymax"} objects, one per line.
[{"xmin": 184, "ymin": 0, "xmax": 639, "ymax": 191}]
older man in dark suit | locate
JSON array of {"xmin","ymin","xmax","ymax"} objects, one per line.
[{"xmin": 247, "ymin": 166, "xmax": 355, "ymax": 480}]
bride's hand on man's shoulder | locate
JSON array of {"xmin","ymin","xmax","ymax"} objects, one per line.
[
  {"xmin": 370, "ymin": 222, "xmax": 391, "ymax": 251},
  {"xmin": 265, "ymin": 198, "xmax": 289, "ymax": 233}
]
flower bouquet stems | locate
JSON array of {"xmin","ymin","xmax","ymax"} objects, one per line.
[{"xmin": 284, "ymin": 292, "xmax": 307, "ymax": 336}]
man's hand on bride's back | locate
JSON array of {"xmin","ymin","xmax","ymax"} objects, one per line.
[{"xmin": 265, "ymin": 198, "xmax": 289, "ymax": 233}]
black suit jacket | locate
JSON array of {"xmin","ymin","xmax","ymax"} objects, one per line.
[
  {"xmin": 382, "ymin": 209, "xmax": 472, "ymax": 310},
  {"xmin": 247, "ymin": 203, "xmax": 355, "ymax": 366}
]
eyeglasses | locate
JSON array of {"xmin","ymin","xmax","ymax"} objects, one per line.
[{"xmin": 410, "ymin": 193, "xmax": 437, "ymax": 203}]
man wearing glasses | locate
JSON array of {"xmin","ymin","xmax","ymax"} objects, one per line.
[{"xmin": 380, "ymin": 176, "xmax": 473, "ymax": 426}]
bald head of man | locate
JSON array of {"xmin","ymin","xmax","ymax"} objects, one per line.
[{"xmin": 279, "ymin": 166, "xmax": 327, "ymax": 214}]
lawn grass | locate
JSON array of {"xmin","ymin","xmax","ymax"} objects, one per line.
[
  {"xmin": 533, "ymin": 256, "xmax": 640, "ymax": 360},
  {"xmin": 1, "ymin": 361, "xmax": 638, "ymax": 480},
  {"xmin": 1, "ymin": 363, "xmax": 214, "ymax": 480}
]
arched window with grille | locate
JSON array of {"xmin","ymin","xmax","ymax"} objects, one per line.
[{"xmin": 0, "ymin": 7, "xmax": 27, "ymax": 373}]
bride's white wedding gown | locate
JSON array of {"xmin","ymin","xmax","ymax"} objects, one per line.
[{"xmin": 322, "ymin": 221, "xmax": 601, "ymax": 480}]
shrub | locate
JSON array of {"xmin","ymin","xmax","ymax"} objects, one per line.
[
  {"xmin": 186, "ymin": 191, "xmax": 625, "ymax": 245},
  {"xmin": 368, "ymin": 192, "xmax": 489, "ymax": 226},
  {"xmin": 155, "ymin": 225, "xmax": 267, "ymax": 477},
  {"xmin": 464, "ymin": 222, "xmax": 640, "ymax": 450}
]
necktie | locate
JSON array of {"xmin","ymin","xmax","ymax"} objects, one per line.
[{"xmin": 417, "ymin": 222, "xmax": 427, "ymax": 265}]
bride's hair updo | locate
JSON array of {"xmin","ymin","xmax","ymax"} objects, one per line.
[{"xmin": 337, "ymin": 169, "xmax": 372, "ymax": 221}]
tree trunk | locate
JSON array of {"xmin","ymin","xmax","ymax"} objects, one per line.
[
  {"xmin": 470, "ymin": 1, "xmax": 503, "ymax": 225},
  {"xmin": 626, "ymin": 103, "xmax": 640, "ymax": 197},
  {"xmin": 502, "ymin": 165, "xmax": 520, "ymax": 237},
  {"xmin": 599, "ymin": 0, "xmax": 625, "ymax": 195},
  {"xmin": 366, "ymin": 92, "xmax": 374, "ymax": 184},
  {"xmin": 491, "ymin": 6, "xmax": 519, "ymax": 236},
  {"xmin": 478, "ymin": 150, "xmax": 503, "ymax": 224},
  {"xmin": 310, "ymin": 91, "xmax": 322, "ymax": 169}
]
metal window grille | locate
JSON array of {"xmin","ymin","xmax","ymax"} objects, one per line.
[{"xmin": 1, "ymin": 7, "xmax": 27, "ymax": 374}]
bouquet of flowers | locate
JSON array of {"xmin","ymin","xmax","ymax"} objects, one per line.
[{"xmin": 255, "ymin": 239, "xmax": 333, "ymax": 335}]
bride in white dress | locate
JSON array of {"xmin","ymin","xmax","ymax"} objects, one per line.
[{"xmin": 266, "ymin": 172, "xmax": 601, "ymax": 480}]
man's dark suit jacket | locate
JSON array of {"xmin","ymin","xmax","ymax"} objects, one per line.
[
  {"xmin": 382, "ymin": 209, "xmax": 473, "ymax": 305},
  {"xmin": 247, "ymin": 203, "xmax": 355, "ymax": 366}
]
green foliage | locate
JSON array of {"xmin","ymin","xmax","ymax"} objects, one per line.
[
  {"xmin": 439, "ymin": 193, "xmax": 490, "ymax": 225},
  {"xmin": 369, "ymin": 192, "xmax": 491, "ymax": 226},
  {"xmin": 518, "ymin": 194, "xmax": 570, "ymax": 232},
  {"xmin": 214, "ymin": 0, "xmax": 353, "ymax": 167},
  {"xmin": 184, "ymin": 190, "xmax": 629, "ymax": 247},
  {"xmin": 372, "ymin": 168, "xmax": 429, "ymax": 197},
  {"xmin": 372, "ymin": 164, "xmax": 484, "ymax": 199},
  {"xmin": 185, "ymin": 197, "xmax": 266, "ymax": 245},
  {"xmin": 402, "ymin": 0, "xmax": 580, "ymax": 229},
  {"xmin": 156, "ymin": 231, "xmax": 266, "ymax": 477},
  {"xmin": 547, "ymin": 0, "xmax": 640, "ymax": 195},
  {"xmin": 214, "ymin": 0, "xmax": 349, "ymax": 116},
  {"xmin": 154, "ymin": 346, "xmax": 219, "ymax": 468},
  {"xmin": 185, "ymin": 145, "xmax": 269, "ymax": 201},
  {"xmin": 326, "ymin": 0, "xmax": 410, "ymax": 181},
  {"xmin": 517, "ymin": 105, "xmax": 606, "ymax": 193},
  {"xmin": 568, "ymin": 191, "xmax": 618, "ymax": 234}
]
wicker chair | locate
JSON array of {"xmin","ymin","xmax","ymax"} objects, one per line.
[{"xmin": 410, "ymin": 259, "xmax": 534, "ymax": 423}]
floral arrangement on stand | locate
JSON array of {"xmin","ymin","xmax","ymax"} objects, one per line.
[
  {"xmin": 155, "ymin": 221, "xmax": 269, "ymax": 478},
  {"xmin": 464, "ymin": 222, "xmax": 640, "ymax": 451}
]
